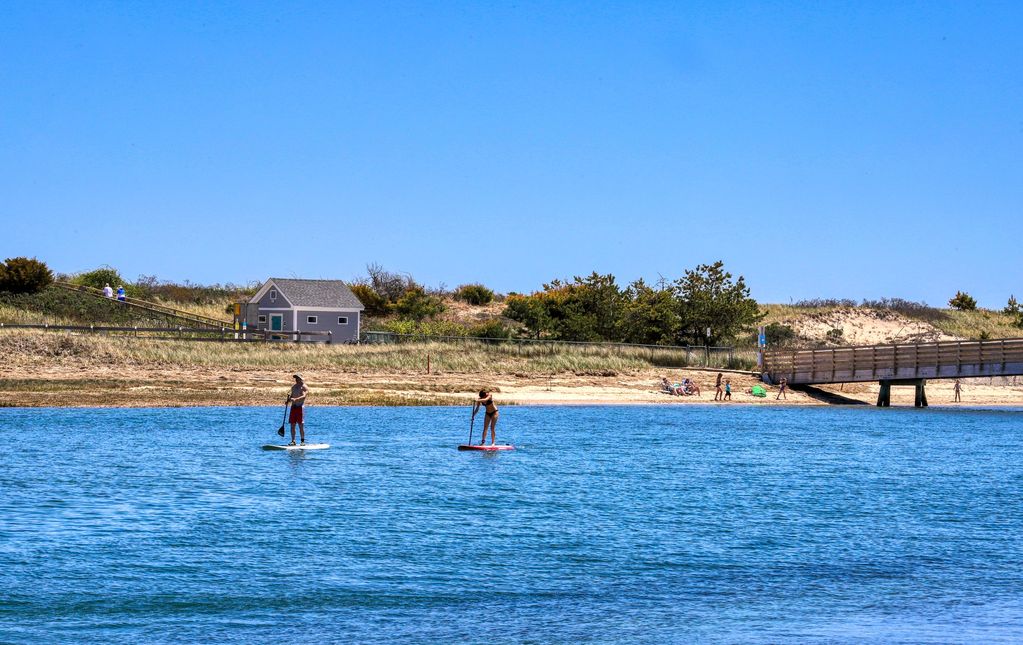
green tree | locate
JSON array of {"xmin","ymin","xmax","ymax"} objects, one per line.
[
  {"xmin": 618, "ymin": 279, "xmax": 679, "ymax": 345},
  {"xmin": 1004, "ymin": 295, "xmax": 1020, "ymax": 316},
  {"xmin": 503, "ymin": 294, "xmax": 553, "ymax": 339},
  {"xmin": 949, "ymin": 291, "xmax": 977, "ymax": 311},
  {"xmin": 0, "ymin": 257, "xmax": 54, "ymax": 294},
  {"xmin": 672, "ymin": 261, "xmax": 762, "ymax": 345},
  {"xmin": 394, "ymin": 286, "xmax": 445, "ymax": 321}
]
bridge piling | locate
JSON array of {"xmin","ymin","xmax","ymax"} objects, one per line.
[{"xmin": 876, "ymin": 378, "xmax": 927, "ymax": 407}]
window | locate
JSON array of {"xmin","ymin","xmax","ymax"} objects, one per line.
[
  {"xmin": 269, "ymin": 289, "xmax": 277, "ymax": 302},
  {"xmin": 307, "ymin": 316, "xmax": 318, "ymax": 324},
  {"xmin": 257, "ymin": 315, "xmax": 267, "ymax": 324},
  {"xmin": 338, "ymin": 317, "xmax": 349, "ymax": 325}
]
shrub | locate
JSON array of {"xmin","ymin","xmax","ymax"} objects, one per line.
[
  {"xmin": 365, "ymin": 263, "xmax": 418, "ymax": 303},
  {"xmin": 453, "ymin": 283, "xmax": 495, "ymax": 306},
  {"xmin": 468, "ymin": 319, "xmax": 512, "ymax": 339},
  {"xmin": 826, "ymin": 328, "xmax": 844, "ymax": 343},
  {"xmin": 394, "ymin": 286, "xmax": 446, "ymax": 321},
  {"xmin": 72, "ymin": 266, "xmax": 127, "ymax": 291},
  {"xmin": 949, "ymin": 291, "xmax": 977, "ymax": 311},
  {"xmin": 350, "ymin": 284, "xmax": 390, "ymax": 317},
  {"xmin": 793, "ymin": 298, "xmax": 857, "ymax": 308},
  {"xmin": 763, "ymin": 322, "xmax": 796, "ymax": 347},
  {"xmin": 0, "ymin": 257, "xmax": 54, "ymax": 294}
]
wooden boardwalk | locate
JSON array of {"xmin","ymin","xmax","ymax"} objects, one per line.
[
  {"xmin": 55, "ymin": 282, "xmax": 231, "ymax": 329},
  {"xmin": 763, "ymin": 338, "xmax": 1023, "ymax": 407}
]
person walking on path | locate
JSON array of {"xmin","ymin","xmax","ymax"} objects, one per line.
[
  {"xmin": 724, "ymin": 379, "xmax": 732, "ymax": 401},
  {"xmin": 715, "ymin": 373, "xmax": 723, "ymax": 401},
  {"xmin": 953, "ymin": 379, "xmax": 962, "ymax": 402},
  {"xmin": 776, "ymin": 377, "xmax": 788, "ymax": 400},
  {"xmin": 474, "ymin": 389, "xmax": 499, "ymax": 446},
  {"xmin": 102, "ymin": 283, "xmax": 113, "ymax": 298},
  {"xmin": 287, "ymin": 374, "xmax": 309, "ymax": 445}
]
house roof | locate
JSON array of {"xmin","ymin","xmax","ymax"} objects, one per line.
[{"xmin": 254, "ymin": 278, "xmax": 364, "ymax": 310}]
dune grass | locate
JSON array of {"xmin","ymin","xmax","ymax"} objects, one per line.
[{"xmin": 0, "ymin": 329, "xmax": 757, "ymax": 374}]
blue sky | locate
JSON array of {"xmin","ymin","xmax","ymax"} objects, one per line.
[{"xmin": 1, "ymin": 1, "xmax": 1020, "ymax": 306}]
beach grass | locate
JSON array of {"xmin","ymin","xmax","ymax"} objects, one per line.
[{"xmin": 0, "ymin": 329, "xmax": 757, "ymax": 374}]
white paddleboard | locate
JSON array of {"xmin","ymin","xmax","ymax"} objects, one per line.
[{"xmin": 262, "ymin": 443, "xmax": 330, "ymax": 451}]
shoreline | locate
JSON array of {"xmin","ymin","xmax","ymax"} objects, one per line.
[{"xmin": 3, "ymin": 364, "xmax": 1021, "ymax": 409}]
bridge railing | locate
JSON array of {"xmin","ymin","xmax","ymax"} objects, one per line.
[
  {"xmin": 764, "ymin": 338, "xmax": 1023, "ymax": 384},
  {"xmin": 54, "ymin": 281, "xmax": 232, "ymax": 329}
]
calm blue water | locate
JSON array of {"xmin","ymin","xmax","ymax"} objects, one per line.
[{"xmin": 2, "ymin": 405, "xmax": 1023, "ymax": 644}]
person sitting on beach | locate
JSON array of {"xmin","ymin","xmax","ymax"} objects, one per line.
[
  {"xmin": 661, "ymin": 377, "xmax": 678, "ymax": 395},
  {"xmin": 116, "ymin": 286, "xmax": 126, "ymax": 301},
  {"xmin": 685, "ymin": 379, "xmax": 701, "ymax": 397},
  {"xmin": 474, "ymin": 390, "xmax": 499, "ymax": 445},
  {"xmin": 102, "ymin": 283, "xmax": 113, "ymax": 298}
]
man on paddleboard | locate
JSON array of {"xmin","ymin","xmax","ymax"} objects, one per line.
[
  {"xmin": 288, "ymin": 374, "xmax": 309, "ymax": 446},
  {"xmin": 474, "ymin": 390, "xmax": 499, "ymax": 446}
]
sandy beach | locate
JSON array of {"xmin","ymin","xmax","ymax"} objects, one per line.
[{"xmin": 3, "ymin": 362, "xmax": 1021, "ymax": 408}]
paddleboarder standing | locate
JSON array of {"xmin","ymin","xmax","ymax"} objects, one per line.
[
  {"xmin": 288, "ymin": 374, "xmax": 309, "ymax": 445},
  {"xmin": 474, "ymin": 389, "xmax": 499, "ymax": 446}
]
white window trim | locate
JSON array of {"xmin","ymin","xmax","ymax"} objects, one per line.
[
  {"xmin": 269, "ymin": 289, "xmax": 277, "ymax": 302},
  {"xmin": 257, "ymin": 315, "xmax": 267, "ymax": 324},
  {"xmin": 338, "ymin": 316, "xmax": 349, "ymax": 325},
  {"xmin": 307, "ymin": 315, "xmax": 318, "ymax": 324}
]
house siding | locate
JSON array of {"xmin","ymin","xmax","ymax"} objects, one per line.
[
  {"xmin": 256, "ymin": 285, "xmax": 292, "ymax": 310},
  {"xmin": 296, "ymin": 309, "xmax": 360, "ymax": 342}
]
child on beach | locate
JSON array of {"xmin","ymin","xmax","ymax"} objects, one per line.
[
  {"xmin": 777, "ymin": 377, "xmax": 787, "ymax": 400},
  {"xmin": 724, "ymin": 379, "xmax": 731, "ymax": 401}
]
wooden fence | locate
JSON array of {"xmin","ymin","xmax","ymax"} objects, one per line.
[
  {"xmin": 763, "ymin": 338, "xmax": 1023, "ymax": 385},
  {"xmin": 0, "ymin": 323, "xmax": 332, "ymax": 343}
]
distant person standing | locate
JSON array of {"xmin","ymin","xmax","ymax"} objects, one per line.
[
  {"xmin": 474, "ymin": 389, "xmax": 499, "ymax": 446},
  {"xmin": 287, "ymin": 374, "xmax": 309, "ymax": 445},
  {"xmin": 116, "ymin": 286, "xmax": 126, "ymax": 301},
  {"xmin": 953, "ymin": 379, "xmax": 962, "ymax": 402},
  {"xmin": 724, "ymin": 379, "xmax": 732, "ymax": 401},
  {"xmin": 715, "ymin": 373, "xmax": 723, "ymax": 401},
  {"xmin": 102, "ymin": 283, "xmax": 114, "ymax": 298},
  {"xmin": 777, "ymin": 377, "xmax": 788, "ymax": 400}
]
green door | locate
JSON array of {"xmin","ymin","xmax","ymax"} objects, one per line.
[{"xmin": 270, "ymin": 314, "xmax": 283, "ymax": 339}]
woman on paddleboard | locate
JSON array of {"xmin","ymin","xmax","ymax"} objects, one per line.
[{"xmin": 474, "ymin": 390, "xmax": 499, "ymax": 446}]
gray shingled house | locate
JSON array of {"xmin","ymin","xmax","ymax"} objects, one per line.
[{"xmin": 244, "ymin": 278, "xmax": 364, "ymax": 342}]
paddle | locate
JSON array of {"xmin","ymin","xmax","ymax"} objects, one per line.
[
  {"xmin": 468, "ymin": 402, "xmax": 479, "ymax": 446},
  {"xmin": 277, "ymin": 397, "xmax": 290, "ymax": 437}
]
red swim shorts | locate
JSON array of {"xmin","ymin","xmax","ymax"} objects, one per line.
[{"xmin": 288, "ymin": 406, "xmax": 304, "ymax": 423}]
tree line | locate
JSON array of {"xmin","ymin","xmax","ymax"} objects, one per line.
[{"xmin": 503, "ymin": 261, "xmax": 762, "ymax": 346}]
